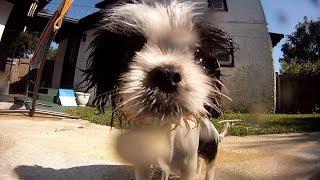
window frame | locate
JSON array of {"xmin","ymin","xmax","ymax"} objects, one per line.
[
  {"xmin": 208, "ymin": 0, "xmax": 228, "ymax": 11},
  {"xmin": 217, "ymin": 40, "xmax": 234, "ymax": 67}
]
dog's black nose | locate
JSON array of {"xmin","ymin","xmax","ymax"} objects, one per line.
[{"xmin": 148, "ymin": 65, "xmax": 182, "ymax": 93}]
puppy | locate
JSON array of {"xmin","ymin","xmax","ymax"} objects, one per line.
[{"xmin": 83, "ymin": 1, "xmax": 232, "ymax": 179}]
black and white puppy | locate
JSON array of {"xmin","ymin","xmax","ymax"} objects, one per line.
[{"xmin": 84, "ymin": 1, "xmax": 232, "ymax": 179}]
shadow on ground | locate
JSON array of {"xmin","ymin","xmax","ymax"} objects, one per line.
[
  {"xmin": 14, "ymin": 164, "xmax": 135, "ymax": 180},
  {"xmin": 240, "ymin": 133, "xmax": 320, "ymax": 149}
]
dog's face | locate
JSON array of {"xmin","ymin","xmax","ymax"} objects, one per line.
[{"xmin": 87, "ymin": 1, "xmax": 230, "ymax": 122}]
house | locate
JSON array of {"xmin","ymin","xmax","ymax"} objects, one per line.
[
  {"xmin": 40, "ymin": 0, "xmax": 284, "ymax": 112},
  {"xmin": 0, "ymin": 0, "xmax": 50, "ymax": 69},
  {"xmin": 202, "ymin": 0, "xmax": 284, "ymax": 112},
  {"xmin": 0, "ymin": 0, "xmax": 13, "ymax": 42},
  {"xmin": 0, "ymin": 0, "xmax": 79, "ymax": 93}
]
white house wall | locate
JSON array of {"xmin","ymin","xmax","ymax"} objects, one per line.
[
  {"xmin": 200, "ymin": 0, "xmax": 276, "ymax": 112},
  {"xmin": 0, "ymin": 0, "xmax": 13, "ymax": 42}
]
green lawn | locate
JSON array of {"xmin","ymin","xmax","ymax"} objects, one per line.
[
  {"xmin": 65, "ymin": 107, "xmax": 121, "ymax": 127},
  {"xmin": 215, "ymin": 113, "xmax": 320, "ymax": 136},
  {"xmin": 65, "ymin": 107, "xmax": 320, "ymax": 136}
]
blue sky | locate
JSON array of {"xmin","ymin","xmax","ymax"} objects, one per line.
[
  {"xmin": 46, "ymin": 0, "xmax": 320, "ymax": 72},
  {"xmin": 261, "ymin": 0, "xmax": 320, "ymax": 72},
  {"xmin": 44, "ymin": 0, "xmax": 100, "ymax": 19}
]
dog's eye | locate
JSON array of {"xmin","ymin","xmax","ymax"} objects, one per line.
[
  {"xmin": 194, "ymin": 48, "xmax": 201, "ymax": 58},
  {"xmin": 194, "ymin": 48, "xmax": 204, "ymax": 64}
]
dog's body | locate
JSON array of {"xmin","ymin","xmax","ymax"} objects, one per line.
[
  {"xmin": 116, "ymin": 117, "xmax": 228, "ymax": 180},
  {"xmin": 83, "ymin": 1, "xmax": 232, "ymax": 179}
]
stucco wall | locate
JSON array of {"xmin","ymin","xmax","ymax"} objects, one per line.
[
  {"xmin": 0, "ymin": 0, "xmax": 13, "ymax": 42},
  {"xmin": 199, "ymin": 0, "xmax": 276, "ymax": 112},
  {"xmin": 51, "ymin": 38, "xmax": 69, "ymax": 88},
  {"xmin": 73, "ymin": 30, "xmax": 96, "ymax": 94}
]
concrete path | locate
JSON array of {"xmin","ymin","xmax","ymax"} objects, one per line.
[{"xmin": 0, "ymin": 115, "xmax": 319, "ymax": 180}]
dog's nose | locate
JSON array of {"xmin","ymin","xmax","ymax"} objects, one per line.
[{"xmin": 148, "ymin": 65, "xmax": 182, "ymax": 93}]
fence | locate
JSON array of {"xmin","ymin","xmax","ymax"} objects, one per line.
[
  {"xmin": 276, "ymin": 75, "xmax": 320, "ymax": 113},
  {"xmin": 4, "ymin": 58, "xmax": 30, "ymax": 84},
  {"xmin": 5, "ymin": 58, "xmax": 55, "ymax": 94}
]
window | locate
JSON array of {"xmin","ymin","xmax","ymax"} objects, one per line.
[
  {"xmin": 217, "ymin": 40, "xmax": 234, "ymax": 67},
  {"xmin": 208, "ymin": 0, "xmax": 228, "ymax": 11}
]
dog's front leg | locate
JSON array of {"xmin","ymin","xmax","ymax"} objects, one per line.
[
  {"xmin": 158, "ymin": 158, "xmax": 171, "ymax": 180},
  {"xmin": 160, "ymin": 170, "xmax": 169, "ymax": 180},
  {"xmin": 204, "ymin": 160, "xmax": 216, "ymax": 180},
  {"xmin": 196, "ymin": 156, "xmax": 203, "ymax": 179},
  {"xmin": 159, "ymin": 125, "xmax": 175, "ymax": 180},
  {"xmin": 135, "ymin": 166, "xmax": 151, "ymax": 180},
  {"xmin": 180, "ymin": 153, "xmax": 199, "ymax": 180}
]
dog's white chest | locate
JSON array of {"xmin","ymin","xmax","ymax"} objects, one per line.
[{"xmin": 161, "ymin": 120, "xmax": 201, "ymax": 176}]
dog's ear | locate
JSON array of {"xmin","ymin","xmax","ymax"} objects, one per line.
[
  {"xmin": 81, "ymin": 27, "xmax": 147, "ymax": 112},
  {"xmin": 195, "ymin": 23, "xmax": 232, "ymax": 78},
  {"xmin": 196, "ymin": 23, "xmax": 233, "ymax": 117}
]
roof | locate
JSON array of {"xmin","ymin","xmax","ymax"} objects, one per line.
[
  {"xmin": 95, "ymin": 0, "xmax": 118, "ymax": 8},
  {"xmin": 32, "ymin": 10, "xmax": 103, "ymax": 42},
  {"xmin": 26, "ymin": 12, "xmax": 80, "ymax": 42},
  {"xmin": 95, "ymin": 0, "xmax": 132, "ymax": 9},
  {"xmin": 77, "ymin": 11, "xmax": 105, "ymax": 32},
  {"xmin": 37, "ymin": 12, "xmax": 78, "ymax": 24},
  {"xmin": 5, "ymin": 0, "xmax": 51, "ymax": 7},
  {"xmin": 269, "ymin": 32, "xmax": 284, "ymax": 47}
]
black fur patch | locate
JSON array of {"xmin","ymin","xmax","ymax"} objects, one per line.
[
  {"xmin": 81, "ymin": 27, "xmax": 147, "ymax": 112},
  {"xmin": 198, "ymin": 139, "xmax": 219, "ymax": 163},
  {"xmin": 195, "ymin": 24, "xmax": 232, "ymax": 117},
  {"xmin": 196, "ymin": 23, "xmax": 232, "ymax": 78}
]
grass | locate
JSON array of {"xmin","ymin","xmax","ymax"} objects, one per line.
[
  {"xmin": 65, "ymin": 107, "xmax": 320, "ymax": 136},
  {"xmin": 64, "ymin": 107, "xmax": 122, "ymax": 127},
  {"xmin": 214, "ymin": 113, "xmax": 320, "ymax": 136}
]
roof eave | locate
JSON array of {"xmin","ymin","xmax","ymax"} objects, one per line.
[
  {"xmin": 269, "ymin": 32, "xmax": 284, "ymax": 47},
  {"xmin": 95, "ymin": 0, "xmax": 118, "ymax": 9}
]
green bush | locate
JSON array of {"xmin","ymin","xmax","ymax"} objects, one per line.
[
  {"xmin": 279, "ymin": 17, "xmax": 320, "ymax": 77},
  {"xmin": 281, "ymin": 61, "xmax": 320, "ymax": 77}
]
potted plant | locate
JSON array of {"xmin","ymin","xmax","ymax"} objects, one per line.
[{"xmin": 75, "ymin": 91, "xmax": 91, "ymax": 107}]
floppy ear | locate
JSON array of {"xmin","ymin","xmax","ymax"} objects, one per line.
[
  {"xmin": 196, "ymin": 23, "xmax": 232, "ymax": 78},
  {"xmin": 195, "ymin": 23, "xmax": 233, "ymax": 117},
  {"xmin": 81, "ymin": 27, "xmax": 146, "ymax": 112}
]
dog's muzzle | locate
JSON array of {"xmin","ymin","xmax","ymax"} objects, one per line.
[{"xmin": 147, "ymin": 65, "xmax": 182, "ymax": 93}]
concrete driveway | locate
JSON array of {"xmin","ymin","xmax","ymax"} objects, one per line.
[{"xmin": 0, "ymin": 114, "xmax": 319, "ymax": 180}]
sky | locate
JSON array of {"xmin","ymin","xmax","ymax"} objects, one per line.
[
  {"xmin": 44, "ymin": 0, "xmax": 100, "ymax": 19},
  {"xmin": 261, "ymin": 0, "xmax": 320, "ymax": 72},
  {"xmin": 45, "ymin": 0, "xmax": 320, "ymax": 72}
]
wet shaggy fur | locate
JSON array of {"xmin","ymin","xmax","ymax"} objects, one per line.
[
  {"xmin": 83, "ymin": 1, "xmax": 231, "ymax": 115},
  {"xmin": 83, "ymin": 0, "xmax": 233, "ymax": 179}
]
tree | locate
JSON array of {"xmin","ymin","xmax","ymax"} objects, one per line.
[
  {"xmin": 280, "ymin": 17, "xmax": 320, "ymax": 77},
  {"xmin": 8, "ymin": 31, "xmax": 40, "ymax": 58},
  {"xmin": 8, "ymin": 31, "xmax": 58, "ymax": 61},
  {"xmin": 46, "ymin": 47, "xmax": 58, "ymax": 61}
]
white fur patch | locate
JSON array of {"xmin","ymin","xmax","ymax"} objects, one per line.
[{"xmin": 102, "ymin": 1, "xmax": 203, "ymax": 41}]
